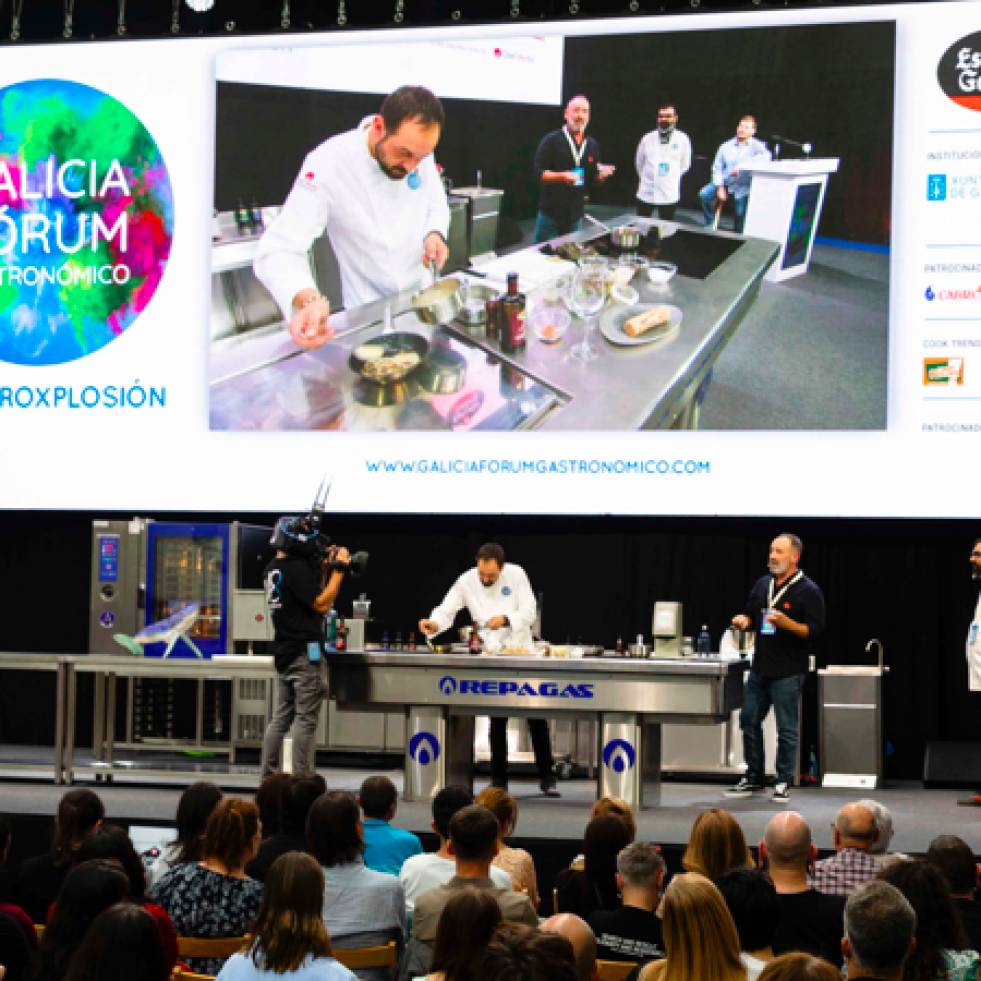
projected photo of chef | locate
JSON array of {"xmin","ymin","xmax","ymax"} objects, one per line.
[{"xmin": 209, "ymin": 21, "xmax": 894, "ymax": 433}]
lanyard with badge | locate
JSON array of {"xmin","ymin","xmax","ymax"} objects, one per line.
[
  {"xmin": 761, "ymin": 572, "xmax": 802, "ymax": 635},
  {"xmin": 564, "ymin": 126, "xmax": 587, "ymax": 187}
]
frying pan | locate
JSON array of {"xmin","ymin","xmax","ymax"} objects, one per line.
[{"xmin": 348, "ymin": 332, "xmax": 430, "ymax": 386}]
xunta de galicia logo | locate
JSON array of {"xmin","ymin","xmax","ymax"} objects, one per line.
[
  {"xmin": 0, "ymin": 79, "xmax": 173, "ymax": 366},
  {"xmin": 938, "ymin": 33, "xmax": 981, "ymax": 111}
]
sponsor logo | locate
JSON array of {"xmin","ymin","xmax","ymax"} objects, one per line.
[
  {"xmin": 436, "ymin": 675, "xmax": 595, "ymax": 699},
  {"xmin": 928, "ymin": 175, "xmax": 947, "ymax": 201},
  {"xmin": 925, "ymin": 285, "xmax": 981, "ymax": 301},
  {"xmin": 938, "ymin": 32, "xmax": 981, "ymax": 111},
  {"xmin": 98, "ymin": 611, "xmax": 115, "ymax": 628},
  {"xmin": 408, "ymin": 732, "xmax": 440, "ymax": 766},
  {"xmin": 0, "ymin": 79, "xmax": 173, "ymax": 367},
  {"xmin": 602, "ymin": 739, "xmax": 637, "ymax": 773},
  {"xmin": 924, "ymin": 357, "xmax": 965, "ymax": 385}
]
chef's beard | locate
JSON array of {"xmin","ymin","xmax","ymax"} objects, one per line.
[
  {"xmin": 973, "ymin": 565, "xmax": 981, "ymax": 580},
  {"xmin": 770, "ymin": 560, "xmax": 791, "ymax": 577},
  {"xmin": 373, "ymin": 135, "xmax": 408, "ymax": 181},
  {"xmin": 658, "ymin": 122, "xmax": 675, "ymax": 135}
]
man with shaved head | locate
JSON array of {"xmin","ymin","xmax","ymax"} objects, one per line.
[
  {"xmin": 543, "ymin": 914, "xmax": 600, "ymax": 981},
  {"xmin": 759, "ymin": 811, "xmax": 846, "ymax": 966},
  {"xmin": 808, "ymin": 803, "xmax": 880, "ymax": 896}
]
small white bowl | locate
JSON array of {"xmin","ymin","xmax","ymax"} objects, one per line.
[{"xmin": 647, "ymin": 262, "xmax": 678, "ymax": 286}]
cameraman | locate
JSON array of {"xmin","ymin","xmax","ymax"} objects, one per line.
[{"xmin": 260, "ymin": 517, "xmax": 350, "ymax": 778}]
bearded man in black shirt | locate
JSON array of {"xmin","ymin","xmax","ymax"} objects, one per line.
[{"xmin": 260, "ymin": 516, "xmax": 350, "ymax": 778}]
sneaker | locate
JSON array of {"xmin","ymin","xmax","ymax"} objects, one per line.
[
  {"xmin": 772, "ymin": 782, "xmax": 791, "ymax": 803},
  {"xmin": 725, "ymin": 777, "xmax": 763, "ymax": 798},
  {"xmin": 540, "ymin": 776, "xmax": 561, "ymax": 797}
]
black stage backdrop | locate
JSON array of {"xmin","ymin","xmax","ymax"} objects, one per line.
[
  {"xmin": 215, "ymin": 20, "xmax": 893, "ymax": 245},
  {"xmin": 0, "ymin": 510, "xmax": 977, "ymax": 782}
]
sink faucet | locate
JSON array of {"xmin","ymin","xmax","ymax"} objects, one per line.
[
  {"xmin": 477, "ymin": 170, "xmax": 482, "ymax": 190},
  {"xmin": 865, "ymin": 638, "xmax": 884, "ymax": 671}
]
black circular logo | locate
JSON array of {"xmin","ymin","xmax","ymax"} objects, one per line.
[{"xmin": 938, "ymin": 31, "xmax": 981, "ymax": 111}]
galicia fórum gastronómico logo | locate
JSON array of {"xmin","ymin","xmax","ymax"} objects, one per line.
[
  {"xmin": 938, "ymin": 33, "xmax": 981, "ymax": 111},
  {"xmin": 0, "ymin": 79, "xmax": 173, "ymax": 366}
]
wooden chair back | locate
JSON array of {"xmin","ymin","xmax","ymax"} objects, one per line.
[
  {"xmin": 334, "ymin": 941, "xmax": 399, "ymax": 978},
  {"xmin": 175, "ymin": 935, "xmax": 249, "ymax": 959},
  {"xmin": 171, "ymin": 971, "xmax": 216, "ymax": 981},
  {"xmin": 598, "ymin": 960, "xmax": 638, "ymax": 981}
]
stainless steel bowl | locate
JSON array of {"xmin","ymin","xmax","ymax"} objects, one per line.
[
  {"xmin": 611, "ymin": 225, "xmax": 641, "ymax": 250},
  {"xmin": 456, "ymin": 284, "xmax": 499, "ymax": 325},
  {"xmin": 628, "ymin": 643, "xmax": 651, "ymax": 659}
]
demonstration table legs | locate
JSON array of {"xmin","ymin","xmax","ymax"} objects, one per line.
[{"xmin": 597, "ymin": 713, "xmax": 662, "ymax": 810}]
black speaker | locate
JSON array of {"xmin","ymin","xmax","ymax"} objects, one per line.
[{"xmin": 923, "ymin": 742, "xmax": 981, "ymax": 788}]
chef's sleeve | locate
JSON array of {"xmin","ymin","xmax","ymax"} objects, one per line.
[
  {"xmin": 430, "ymin": 577, "xmax": 467, "ymax": 635},
  {"xmin": 681, "ymin": 134, "xmax": 692, "ymax": 175},
  {"xmin": 635, "ymin": 137, "xmax": 647, "ymax": 179},
  {"xmin": 254, "ymin": 154, "xmax": 332, "ymax": 320},
  {"xmin": 509, "ymin": 568, "xmax": 538, "ymax": 635},
  {"xmin": 711, "ymin": 144, "xmax": 725, "ymax": 187},
  {"xmin": 800, "ymin": 584, "xmax": 826, "ymax": 640},
  {"xmin": 533, "ymin": 134, "xmax": 552, "ymax": 181},
  {"xmin": 422, "ymin": 157, "xmax": 451, "ymax": 241}
]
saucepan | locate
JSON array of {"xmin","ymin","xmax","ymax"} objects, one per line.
[
  {"xmin": 611, "ymin": 225, "xmax": 641, "ymax": 250},
  {"xmin": 348, "ymin": 332, "xmax": 430, "ymax": 386},
  {"xmin": 412, "ymin": 261, "xmax": 465, "ymax": 326}
]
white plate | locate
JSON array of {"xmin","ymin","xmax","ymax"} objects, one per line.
[{"xmin": 601, "ymin": 304, "xmax": 683, "ymax": 347}]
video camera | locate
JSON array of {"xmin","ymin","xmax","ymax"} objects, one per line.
[{"xmin": 271, "ymin": 478, "xmax": 369, "ymax": 577}]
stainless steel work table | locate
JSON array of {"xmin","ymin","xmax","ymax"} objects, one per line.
[
  {"xmin": 0, "ymin": 652, "xmax": 67, "ymax": 783},
  {"xmin": 210, "ymin": 219, "xmax": 779, "ymax": 431},
  {"xmin": 325, "ymin": 650, "xmax": 745, "ymax": 808}
]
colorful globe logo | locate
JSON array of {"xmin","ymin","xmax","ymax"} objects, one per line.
[{"xmin": 0, "ymin": 79, "xmax": 173, "ymax": 366}]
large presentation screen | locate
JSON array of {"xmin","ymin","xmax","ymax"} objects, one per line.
[{"xmin": 0, "ymin": 4, "xmax": 971, "ymax": 516}]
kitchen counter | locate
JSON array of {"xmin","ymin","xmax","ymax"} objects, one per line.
[{"xmin": 209, "ymin": 217, "xmax": 779, "ymax": 431}]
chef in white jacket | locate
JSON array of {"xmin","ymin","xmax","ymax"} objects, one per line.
[
  {"xmin": 635, "ymin": 102, "xmax": 692, "ymax": 222},
  {"xmin": 419, "ymin": 542, "xmax": 558, "ymax": 796},
  {"xmin": 254, "ymin": 85, "xmax": 451, "ymax": 351}
]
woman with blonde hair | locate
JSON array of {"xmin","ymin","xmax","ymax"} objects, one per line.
[
  {"xmin": 475, "ymin": 788, "xmax": 539, "ymax": 909},
  {"xmin": 639, "ymin": 874, "xmax": 747, "ymax": 981},
  {"xmin": 682, "ymin": 809, "xmax": 754, "ymax": 882},
  {"xmin": 217, "ymin": 852, "xmax": 356, "ymax": 981}
]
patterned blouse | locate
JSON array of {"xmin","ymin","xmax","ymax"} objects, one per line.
[
  {"xmin": 151, "ymin": 863, "xmax": 263, "ymax": 976},
  {"xmin": 492, "ymin": 846, "xmax": 538, "ymax": 907}
]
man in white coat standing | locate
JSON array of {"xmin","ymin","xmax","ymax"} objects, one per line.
[
  {"xmin": 419, "ymin": 543, "xmax": 558, "ymax": 796},
  {"xmin": 255, "ymin": 85, "xmax": 451, "ymax": 352},
  {"xmin": 635, "ymin": 102, "xmax": 691, "ymax": 222}
]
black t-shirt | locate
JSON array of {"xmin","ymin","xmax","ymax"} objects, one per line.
[
  {"xmin": 534, "ymin": 128, "xmax": 603, "ymax": 223},
  {"xmin": 264, "ymin": 556, "xmax": 323, "ymax": 672},
  {"xmin": 587, "ymin": 906, "xmax": 666, "ymax": 963},
  {"xmin": 11, "ymin": 853, "xmax": 67, "ymax": 925},
  {"xmin": 0, "ymin": 908, "xmax": 32, "ymax": 981},
  {"xmin": 742, "ymin": 572, "xmax": 826, "ymax": 678},
  {"xmin": 772, "ymin": 889, "xmax": 846, "ymax": 967},
  {"xmin": 244, "ymin": 831, "xmax": 310, "ymax": 883},
  {"xmin": 954, "ymin": 898, "xmax": 981, "ymax": 954}
]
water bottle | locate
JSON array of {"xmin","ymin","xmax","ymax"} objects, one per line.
[
  {"xmin": 325, "ymin": 608, "xmax": 337, "ymax": 650},
  {"xmin": 697, "ymin": 625, "xmax": 711, "ymax": 657}
]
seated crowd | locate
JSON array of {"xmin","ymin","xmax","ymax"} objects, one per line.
[{"xmin": 1, "ymin": 784, "xmax": 980, "ymax": 981}]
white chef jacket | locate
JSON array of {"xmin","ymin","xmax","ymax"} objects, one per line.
[
  {"xmin": 429, "ymin": 564, "xmax": 537, "ymax": 651},
  {"xmin": 968, "ymin": 590, "xmax": 981, "ymax": 691},
  {"xmin": 636, "ymin": 129, "xmax": 692, "ymax": 205},
  {"xmin": 254, "ymin": 117, "xmax": 451, "ymax": 315}
]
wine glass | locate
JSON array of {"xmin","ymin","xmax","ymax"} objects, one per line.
[{"xmin": 568, "ymin": 261, "xmax": 606, "ymax": 362}]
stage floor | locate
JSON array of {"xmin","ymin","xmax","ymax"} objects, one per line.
[{"xmin": 0, "ymin": 762, "xmax": 975, "ymax": 854}]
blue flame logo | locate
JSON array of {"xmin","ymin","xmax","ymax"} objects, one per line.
[
  {"xmin": 409, "ymin": 732, "xmax": 441, "ymax": 766},
  {"xmin": 602, "ymin": 739, "xmax": 637, "ymax": 773},
  {"xmin": 439, "ymin": 676, "xmax": 458, "ymax": 695}
]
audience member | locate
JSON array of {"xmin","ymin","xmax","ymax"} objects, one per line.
[
  {"xmin": 151, "ymin": 797, "xmax": 263, "ymax": 976},
  {"xmin": 34, "ymin": 859, "xmax": 129, "ymax": 981},
  {"xmin": 857, "ymin": 801, "xmax": 897, "ymax": 859},
  {"xmin": 761, "ymin": 812, "xmax": 845, "ymax": 966},
  {"xmin": 570, "ymin": 799, "xmax": 637, "ymax": 871},
  {"xmin": 0, "ymin": 817, "xmax": 36, "ymax": 952},
  {"xmin": 878, "ymin": 859, "xmax": 979, "ymax": 981},
  {"xmin": 255, "ymin": 772, "xmax": 294, "ymax": 841},
  {"xmin": 307, "ymin": 790, "xmax": 405, "ymax": 972},
  {"xmin": 586, "ymin": 841, "xmax": 666, "ymax": 964},
  {"xmin": 425, "ymin": 886, "xmax": 503, "ymax": 981},
  {"xmin": 359, "ymin": 776, "xmax": 422, "ymax": 876},
  {"xmin": 758, "ymin": 954, "xmax": 843, "ymax": 981},
  {"xmin": 476, "ymin": 788, "xmax": 539, "ymax": 908},
  {"xmin": 543, "ymin": 913, "xmax": 599, "ymax": 981},
  {"xmin": 925, "ymin": 835, "xmax": 981, "ymax": 953},
  {"xmin": 408, "ymin": 806, "xmax": 538, "ymax": 979},
  {"xmin": 0, "ymin": 910, "xmax": 30, "ymax": 981},
  {"xmin": 65, "ymin": 902, "xmax": 170, "ymax": 981},
  {"xmin": 149, "ymin": 781, "xmax": 223, "ymax": 886},
  {"xmin": 637, "ymin": 873, "xmax": 745, "ymax": 981},
  {"xmin": 842, "ymin": 880, "xmax": 916, "ymax": 981},
  {"xmin": 399, "ymin": 787, "xmax": 511, "ymax": 917},
  {"xmin": 217, "ymin": 852, "xmax": 358, "ymax": 981},
  {"xmin": 74, "ymin": 824, "xmax": 178, "ymax": 970},
  {"xmin": 481, "ymin": 924, "xmax": 579, "ymax": 981},
  {"xmin": 683, "ymin": 809, "xmax": 755, "ymax": 882},
  {"xmin": 716, "ymin": 868, "xmax": 781, "ymax": 980},
  {"xmin": 12, "ymin": 788, "xmax": 104, "ymax": 924},
  {"xmin": 556, "ymin": 815, "xmax": 633, "ymax": 919},
  {"xmin": 246, "ymin": 775, "xmax": 326, "ymax": 883},
  {"xmin": 809, "ymin": 804, "xmax": 879, "ymax": 896}
]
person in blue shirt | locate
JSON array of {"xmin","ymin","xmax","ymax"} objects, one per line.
[
  {"xmin": 358, "ymin": 776, "xmax": 423, "ymax": 876},
  {"xmin": 699, "ymin": 116, "xmax": 772, "ymax": 234},
  {"xmin": 217, "ymin": 851, "xmax": 357, "ymax": 981}
]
